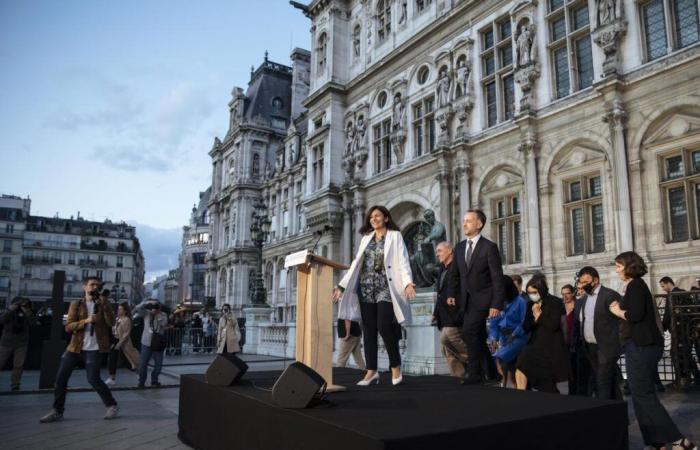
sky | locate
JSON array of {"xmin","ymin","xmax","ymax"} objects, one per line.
[{"xmin": 0, "ymin": 0, "xmax": 310, "ymax": 281}]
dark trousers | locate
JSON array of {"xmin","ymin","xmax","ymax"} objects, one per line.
[
  {"xmin": 624, "ymin": 342, "xmax": 682, "ymax": 445},
  {"xmin": 461, "ymin": 307, "xmax": 491, "ymax": 380},
  {"xmin": 53, "ymin": 351, "xmax": 116, "ymax": 414},
  {"xmin": 584, "ymin": 343, "xmax": 622, "ymax": 400},
  {"xmin": 574, "ymin": 347, "xmax": 594, "ymax": 396},
  {"xmin": 107, "ymin": 348, "xmax": 121, "ymax": 376},
  {"xmin": 360, "ymin": 301, "xmax": 401, "ymax": 371},
  {"xmin": 0, "ymin": 344, "xmax": 28, "ymax": 389},
  {"xmin": 138, "ymin": 345, "xmax": 163, "ymax": 385}
]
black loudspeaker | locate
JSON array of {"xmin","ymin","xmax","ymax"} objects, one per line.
[
  {"xmin": 205, "ymin": 353, "xmax": 249, "ymax": 386},
  {"xmin": 272, "ymin": 362, "xmax": 327, "ymax": 409}
]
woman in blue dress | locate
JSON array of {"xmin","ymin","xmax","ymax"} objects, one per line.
[{"xmin": 488, "ymin": 275, "xmax": 529, "ymax": 388}]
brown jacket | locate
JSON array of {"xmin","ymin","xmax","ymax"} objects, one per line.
[
  {"xmin": 65, "ymin": 298, "xmax": 115, "ymax": 353},
  {"xmin": 113, "ymin": 316, "xmax": 139, "ymax": 369}
]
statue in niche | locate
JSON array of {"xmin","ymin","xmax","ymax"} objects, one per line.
[
  {"xmin": 455, "ymin": 57, "xmax": 472, "ymax": 98},
  {"xmin": 353, "ymin": 25, "xmax": 361, "ymax": 57},
  {"xmin": 264, "ymin": 161, "xmax": 273, "ymax": 180},
  {"xmin": 398, "ymin": 1, "xmax": 408, "ymax": 24},
  {"xmin": 352, "ymin": 116, "xmax": 367, "ymax": 154},
  {"xmin": 407, "ymin": 209, "xmax": 446, "ymax": 287},
  {"xmin": 597, "ymin": 0, "xmax": 616, "ymax": 26},
  {"xmin": 516, "ymin": 23, "xmax": 536, "ymax": 68},
  {"xmin": 345, "ymin": 122, "xmax": 355, "ymax": 156},
  {"xmin": 436, "ymin": 69, "xmax": 452, "ymax": 109},
  {"xmin": 391, "ymin": 94, "xmax": 406, "ymax": 133},
  {"xmin": 252, "ymin": 154, "xmax": 260, "ymax": 177},
  {"xmin": 288, "ymin": 144, "xmax": 296, "ymax": 166}
]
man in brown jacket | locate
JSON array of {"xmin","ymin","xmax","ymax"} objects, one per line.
[{"xmin": 40, "ymin": 276, "xmax": 119, "ymax": 423}]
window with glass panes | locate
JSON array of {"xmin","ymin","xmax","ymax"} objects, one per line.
[
  {"xmin": 416, "ymin": 0, "xmax": 432, "ymax": 14},
  {"xmin": 641, "ymin": 0, "xmax": 700, "ymax": 62},
  {"xmin": 547, "ymin": 0, "xmax": 594, "ymax": 99},
  {"xmin": 317, "ymin": 33, "xmax": 327, "ymax": 73},
  {"xmin": 312, "ymin": 144, "xmax": 324, "ymax": 190},
  {"xmin": 659, "ymin": 149, "xmax": 700, "ymax": 242},
  {"xmin": 564, "ymin": 173, "xmax": 605, "ymax": 255},
  {"xmin": 373, "ymin": 119, "xmax": 392, "ymax": 173},
  {"xmin": 481, "ymin": 17, "xmax": 515, "ymax": 127},
  {"xmin": 377, "ymin": 0, "xmax": 392, "ymax": 42},
  {"xmin": 412, "ymin": 97, "xmax": 435, "ymax": 156},
  {"xmin": 491, "ymin": 194, "xmax": 523, "ymax": 264}
]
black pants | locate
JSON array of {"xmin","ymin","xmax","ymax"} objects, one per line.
[
  {"xmin": 53, "ymin": 351, "xmax": 116, "ymax": 414},
  {"xmin": 360, "ymin": 301, "xmax": 401, "ymax": 371},
  {"xmin": 107, "ymin": 348, "xmax": 122, "ymax": 376},
  {"xmin": 461, "ymin": 307, "xmax": 490, "ymax": 380},
  {"xmin": 584, "ymin": 343, "xmax": 622, "ymax": 400},
  {"xmin": 573, "ymin": 347, "xmax": 594, "ymax": 396},
  {"xmin": 624, "ymin": 342, "xmax": 682, "ymax": 445}
]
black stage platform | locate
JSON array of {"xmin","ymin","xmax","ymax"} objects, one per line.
[{"xmin": 178, "ymin": 368, "xmax": 628, "ymax": 450}]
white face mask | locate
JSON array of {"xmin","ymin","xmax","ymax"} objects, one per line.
[{"xmin": 529, "ymin": 293, "xmax": 541, "ymax": 303}]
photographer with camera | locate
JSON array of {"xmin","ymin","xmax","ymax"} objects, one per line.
[
  {"xmin": 133, "ymin": 299, "xmax": 167, "ymax": 388},
  {"xmin": 0, "ymin": 296, "xmax": 37, "ymax": 391},
  {"xmin": 40, "ymin": 277, "xmax": 118, "ymax": 423}
]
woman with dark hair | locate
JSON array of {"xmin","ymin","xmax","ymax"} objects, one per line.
[
  {"xmin": 217, "ymin": 304, "xmax": 241, "ymax": 354},
  {"xmin": 332, "ymin": 205, "xmax": 416, "ymax": 386},
  {"xmin": 514, "ymin": 274, "xmax": 569, "ymax": 392},
  {"xmin": 609, "ymin": 252, "xmax": 696, "ymax": 450},
  {"xmin": 487, "ymin": 275, "xmax": 529, "ymax": 388},
  {"xmin": 106, "ymin": 302, "xmax": 139, "ymax": 386}
]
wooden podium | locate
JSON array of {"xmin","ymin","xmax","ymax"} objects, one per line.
[{"xmin": 285, "ymin": 250, "xmax": 349, "ymax": 391}]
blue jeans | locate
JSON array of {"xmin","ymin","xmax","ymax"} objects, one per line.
[
  {"xmin": 53, "ymin": 351, "xmax": 116, "ymax": 414},
  {"xmin": 624, "ymin": 341, "xmax": 682, "ymax": 445},
  {"xmin": 138, "ymin": 345, "xmax": 163, "ymax": 386}
]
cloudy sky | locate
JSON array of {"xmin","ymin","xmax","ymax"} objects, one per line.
[{"xmin": 0, "ymin": 0, "xmax": 309, "ymax": 280}]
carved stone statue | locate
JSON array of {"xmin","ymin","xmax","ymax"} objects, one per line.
[
  {"xmin": 288, "ymin": 144, "xmax": 296, "ymax": 166},
  {"xmin": 436, "ymin": 70, "xmax": 452, "ymax": 109},
  {"xmin": 516, "ymin": 23, "xmax": 536, "ymax": 68},
  {"xmin": 352, "ymin": 116, "xmax": 367, "ymax": 154},
  {"xmin": 264, "ymin": 162, "xmax": 272, "ymax": 180},
  {"xmin": 407, "ymin": 209, "xmax": 446, "ymax": 287},
  {"xmin": 345, "ymin": 122, "xmax": 355, "ymax": 156},
  {"xmin": 398, "ymin": 1, "xmax": 408, "ymax": 24},
  {"xmin": 455, "ymin": 58, "xmax": 472, "ymax": 98},
  {"xmin": 391, "ymin": 94, "xmax": 406, "ymax": 132},
  {"xmin": 598, "ymin": 0, "xmax": 616, "ymax": 27},
  {"xmin": 353, "ymin": 26, "xmax": 361, "ymax": 57}
]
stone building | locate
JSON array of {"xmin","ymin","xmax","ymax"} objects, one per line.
[
  {"xmin": 0, "ymin": 195, "xmax": 31, "ymax": 309},
  {"xmin": 177, "ymin": 188, "xmax": 211, "ymax": 305}
]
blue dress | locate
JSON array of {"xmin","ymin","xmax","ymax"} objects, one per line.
[{"xmin": 488, "ymin": 295, "xmax": 529, "ymax": 363}]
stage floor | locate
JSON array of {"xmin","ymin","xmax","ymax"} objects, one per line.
[{"xmin": 179, "ymin": 368, "xmax": 628, "ymax": 450}]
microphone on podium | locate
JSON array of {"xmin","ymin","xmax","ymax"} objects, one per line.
[{"xmin": 310, "ymin": 225, "xmax": 331, "ymax": 256}]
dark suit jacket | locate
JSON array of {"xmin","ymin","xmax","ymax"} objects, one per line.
[
  {"xmin": 454, "ymin": 236, "xmax": 505, "ymax": 313},
  {"xmin": 622, "ymin": 277, "xmax": 664, "ymax": 347},
  {"xmin": 432, "ymin": 261, "xmax": 461, "ymax": 329},
  {"xmin": 576, "ymin": 285, "xmax": 622, "ymax": 360},
  {"xmin": 662, "ymin": 286, "xmax": 688, "ymax": 332}
]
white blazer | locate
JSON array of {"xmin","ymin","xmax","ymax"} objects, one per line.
[{"xmin": 337, "ymin": 229, "xmax": 414, "ymax": 324}]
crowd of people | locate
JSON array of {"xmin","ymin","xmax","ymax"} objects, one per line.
[{"xmin": 334, "ymin": 205, "xmax": 699, "ymax": 450}]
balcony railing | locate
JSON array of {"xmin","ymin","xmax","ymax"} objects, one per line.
[
  {"xmin": 78, "ymin": 259, "xmax": 110, "ymax": 268},
  {"xmin": 81, "ymin": 242, "xmax": 132, "ymax": 253},
  {"xmin": 23, "ymin": 240, "xmax": 80, "ymax": 250}
]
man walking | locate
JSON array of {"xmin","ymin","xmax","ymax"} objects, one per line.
[
  {"xmin": 454, "ymin": 210, "xmax": 504, "ymax": 385},
  {"xmin": 0, "ymin": 297, "xmax": 36, "ymax": 391},
  {"xmin": 40, "ymin": 277, "xmax": 118, "ymax": 422}
]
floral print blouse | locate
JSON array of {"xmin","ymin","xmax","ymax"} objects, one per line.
[{"xmin": 359, "ymin": 234, "xmax": 391, "ymax": 303}]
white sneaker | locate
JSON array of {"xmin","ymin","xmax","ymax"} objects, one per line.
[
  {"xmin": 104, "ymin": 405, "xmax": 119, "ymax": 420},
  {"xmin": 105, "ymin": 377, "xmax": 115, "ymax": 386}
]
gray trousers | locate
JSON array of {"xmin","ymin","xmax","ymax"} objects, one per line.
[
  {"xmin": 336, "ymin": 336, "xmax": 366, "ymax": 370},
  {"xmin": 0, "ymin": 344, "xmax": 28, "ymax": 389},
  {"xmin": 440, "ymin": 327, "xmax": 468, "ymax": 378}
]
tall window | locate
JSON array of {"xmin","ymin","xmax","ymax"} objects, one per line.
[
  {"xmin": 116, "ymin": 256, "xmax": 123, "ymax": 267},
  {"xmin": 317, "ymin": 32, "xmax": 327, "ymax": 73},
  {"xmin": 491, "ymin": 194, "xmax": 523, "ymax": 264},
  {"xmin": 373, "ymin": 119, "xmax": 392, "ymax": 173},
  {"xmin": 1, "ymin": 257, "xmax": 10, "ymax": 270},
  {"xmin": 416, "ymin": 0, "xmax": 432, "ymax": 14},
  {"xmin": 377, "ymin": 0, "xmax": 392, "ymax": 42},
  {"xmin": 2, "ymin": 240, "xmax": 11, "ymax": 253},
  {"xmin": 115, "ymin": 271, "xmax": 121, "ymax": 283},
  {"xmin": 641, "ymin": 0, "xmax": 700, "ymax": 62},
  {"xmin": 312, "ymin": 144, "xmax": 324, "ymax": 190},
  {"xmin": 660, "ymin": 149, "xmax": 700, "ymax": 242},
  {"xmin": 412, "ymin": 97, "xmax": 435, "ymax": 156},
  {"xmin": 564, "ymin": 174, "xmax": 605, "ymax": 255},
  {"xmin": 481, "ymin": 16, "xmax": 515, "ymax": 127},
  {"xmin": 548, "ymin": 0, "xmax": 594, "ymax": 99}
]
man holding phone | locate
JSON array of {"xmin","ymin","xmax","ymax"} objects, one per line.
[{"xmin": 40, "ymin": 276, "xmax": 118, "ymax": 423}]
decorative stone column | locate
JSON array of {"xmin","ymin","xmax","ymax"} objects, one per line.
[
  {"xmin": 603, "ymin": 99, "xmax": 633, "ymax": 252},
  {"xmin": 453, "ymin": 157, "xmax": 472, "ymax": 241},
  {"xmin": 436, "ymin": 155, "xmax": 453, "ymax": 240},
  {"xmin": 519, "ymin": 137, "xmax": 542, "ymax": 268},
  {"xmin": 353, "ymin": 190, "xmax": 366, "ymax": 253}
]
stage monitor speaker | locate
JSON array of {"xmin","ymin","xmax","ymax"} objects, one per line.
[
  {"xmin": 272, "ymin": 362, "xmax": 327, "ymax": 409},
  {"xmin": 205, "ymin": 353, "xmax": 249, "ymax": 386}
]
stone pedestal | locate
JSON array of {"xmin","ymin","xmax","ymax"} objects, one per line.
[
  {"xmin": 401, "ymin": 290, "xmax": 448, "ymax": 375},
  {"xmin": 242, "ymin": 306, "xmax": 272, "ymax": 355}
]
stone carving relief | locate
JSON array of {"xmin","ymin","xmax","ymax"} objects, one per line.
[
  {"xmin": 513, "ymin": 18, "xmax": 540, "ymax": 112},
  {"xmin": 592, "ymin": 0, "xmax": 626, "ymax": 77},
  {"xmin": 391, "ymin": 93, "xmax": 407, "ymax": 163}
]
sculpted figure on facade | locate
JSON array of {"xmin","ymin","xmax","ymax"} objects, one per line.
[
  {"xmin": 352, "ymin": 116, "xmax": 367, "ymax": 155},
  {"xmin": 353, "ymin": 25, "xmax": 361, "ymax": 57},
  {"xmin": 391, "ymin": 93, "xmax": 406, "ymax": 132},
  {"xmin": 455, "ymin": 57, "xmax": 472, "ymax": 98},
  {"xmin": 345, "ymin": 121, "xmax": 355, "ymax": 156},
  {"xmin": 436, "ymin": 69, "xmax": 452, "ymax": 109},
  {"xmin": 398, "ymin": 1, "xmax": 408, "ymax": 24},
  {"xmin": 516, "ymin": 22, "xmax": 536, "ymax": 68},
  {"xmin": 597, "ymin": 0, "xmax": 616, "ymax": 26}
]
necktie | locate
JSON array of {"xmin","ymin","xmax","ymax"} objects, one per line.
[{"xmin": 466, "ymin": 239, "xmax": 473, "ymax": 268}]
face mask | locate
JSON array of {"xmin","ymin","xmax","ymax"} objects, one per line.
[
  {"xmin": 582, "ymin": 283, "xmax": 595, "ymax": 295},
  {"xmin": 529, "ymin": 293, "xmax": 541, "ymax": 303}
]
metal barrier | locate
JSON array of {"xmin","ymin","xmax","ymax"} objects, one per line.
[
  {"xmin": 658, "ymin": 290, "xmax": 700, "ymax": 388},
  {"xmin": 164, "ymin": 327, "xmax": 218, "ymax": 355}
]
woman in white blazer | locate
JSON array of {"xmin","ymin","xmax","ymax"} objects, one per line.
[{"xmin": 332, "ymin": 205, "xmax": 416, "ymax": 386}]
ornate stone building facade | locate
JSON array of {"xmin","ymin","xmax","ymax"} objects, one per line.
[{"xmin": 177, "ymin": 188, "xmax": 211, "ymax": 305}]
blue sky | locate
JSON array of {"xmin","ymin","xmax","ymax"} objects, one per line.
[{"xmin": 0, "ymin": 0, "xmax": 310, "ymax": 280}]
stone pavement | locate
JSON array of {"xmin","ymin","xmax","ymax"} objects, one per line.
[{"xmin": 0, "ymin": 354, "xmax": 698, "ymax": 449}]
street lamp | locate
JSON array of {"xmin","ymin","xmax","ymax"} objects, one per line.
[{"xmin": 249, "ymin": 199, "xmax": 271, "ymax": 306}]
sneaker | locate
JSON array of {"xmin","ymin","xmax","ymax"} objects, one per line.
[
  {"xmin": 104, "ymin": 405, "xmax": 119, "ymax": 420},
  {"xmin": 40, "ymin": 409, "xmax": 64, "ymax": 423},
  {"xmin": 105, "ymin": 377, "xmax": 116, "ymax": 386}
]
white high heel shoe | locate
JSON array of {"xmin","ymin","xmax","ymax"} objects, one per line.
[
  {"xmin": 356, "ymin": 373, "xmax": 380, "ymax": 386},
  {"xmin": 392, "ymin": 375, "xmax": 403, "ymax": 386}
]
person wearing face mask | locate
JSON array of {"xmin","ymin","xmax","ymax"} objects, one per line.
[
  {"xmin": 217, "ymin": 304, "xmax": 241, "ymax": 354},
  {"xmin": 514, "ymin": 274, "xmax": 569, "ymax": 393},
  {"xmin": 575, "ymin": 266, "xmax": 623, "ymax": 400}
]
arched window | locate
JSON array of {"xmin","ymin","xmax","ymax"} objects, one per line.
[
  {"xmin": 377, "ymin": 0, "xmax": 392, "ymax": 42},
  {"xmin": 317, "ymin": 32, "xmax": 328, "ymax": 73}
]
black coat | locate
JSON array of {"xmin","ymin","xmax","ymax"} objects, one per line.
[
  {"xmin": 621, "ymin": 277, "xmax": 664, "ymax": 347},
  {"xmin": 574, "ymin": 285, "xmax": 623, "ymax": 360},
  {"xmin": 432, "ymin": 261, "xmax": 462, "ymax": 329},
  {"xmin": 453, "ymin": 237, "xmax": 505, "ymax": 313}
]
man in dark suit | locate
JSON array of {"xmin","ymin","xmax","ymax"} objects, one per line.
[
  {"xmin": 660, "ymin": 277, "xmax": 700, "ymax": 384},
  {"xmin": 454, "ymin": 210, "xmax": 505, "ymax": 385},
  {"xmin": 431, "ymin": 241, "xmax": 467, "ymax": 378},
  {"xmin": 575, "ymin": 266, "xmax": 623, "ymax": 400}
]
